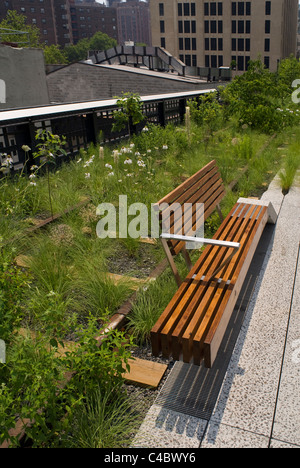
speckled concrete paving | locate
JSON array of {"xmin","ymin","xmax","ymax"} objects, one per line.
[{"xmin": 132, "ymin": 174, "xmax": 300, "ymax": 449}]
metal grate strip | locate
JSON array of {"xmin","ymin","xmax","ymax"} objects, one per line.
[{"xmin": 155, "ymin": 224, "xmax": 275, "ymax": 421}]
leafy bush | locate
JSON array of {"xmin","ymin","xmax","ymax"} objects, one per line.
[
  {"xmin": 0, "ymin": 242, "xmax": 30, "ymax": 343},
  {"xmin": 0, "ymin": 317, "xmax": 134, "ymax": 448}
]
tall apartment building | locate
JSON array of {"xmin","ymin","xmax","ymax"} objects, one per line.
[
  {"xmin": 116, "ymin": 1, "xmax": 152, "ymax": 45},
  {"xmin": 150, "ymin": 0, "xmax": 298, "ymax": 72},
  {"xmin": 71, "ymin": 2, "xmax": 118, "ymax": 43}
]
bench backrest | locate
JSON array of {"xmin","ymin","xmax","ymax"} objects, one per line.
[{"xmin": 154, "ymin": 160, "xmax": 225, "ymax": 257}]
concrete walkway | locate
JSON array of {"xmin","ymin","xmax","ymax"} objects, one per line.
[{"xmin": 133, "ymin": 175, "xmax": 300, "ymax": 449}]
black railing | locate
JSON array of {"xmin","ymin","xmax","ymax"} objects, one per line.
[{"xmin": 0, "ymin": 89, "xmax": 216, "ymax": 174}]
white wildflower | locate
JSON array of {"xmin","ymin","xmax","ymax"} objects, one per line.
[
  {"xmin": 30, "ymin": 182, "xmax": 37, "ymax": 186},
  {"xmin": 162, "ymin": 145, "xmax": 168, "ymax": 150},
  {"xmin": 85, "ymin": 173, "xmax": 91, "ymax": 179},
  {"xmin": 29, "ymin": 173, "xmax": 36, "ymax": 179},
  {"xmin": 30, "ymin": 165, "xmax": 39, "ymax": 171},
  {"xmin": 105, "ymin": 163, "xmax": 113, "ymax": 169},
  {"xmin": 107, "ymin": 172, "xmax": 114, "ymax": 177},
  {"xmin": 124, "ymin": 158, "xmax": 133, "ymax": 165},
  {"xmin": 22, "ymin": 145, "xmax": 31, "ymax": 152}
]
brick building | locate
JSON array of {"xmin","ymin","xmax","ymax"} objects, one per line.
[{"xmin": 0, "ymin": 0, "xmax": 117, "ymax": 47}]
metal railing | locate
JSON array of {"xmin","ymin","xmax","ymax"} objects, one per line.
[{"xmin": 0, "ymin": 89, "xmax": 216, "ymax": 174}]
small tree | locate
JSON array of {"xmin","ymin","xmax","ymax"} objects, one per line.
[
  {"xmin": 112, "ymin": 92, "xmax": 144, "ymax": 137},
  {"xmin": 0, "ymin": 10, "xmax": 40, "ymax": 47},
  {"xmin": 34, "ymin": 130, "xmax": 67, "ymax": 219}
]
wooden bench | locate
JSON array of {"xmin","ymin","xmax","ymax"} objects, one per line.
[{"xmin": 151, "ymin": 160, "xmax": 277, "ymax": 368}]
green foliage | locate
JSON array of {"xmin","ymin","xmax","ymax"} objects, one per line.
[
  {"xmin": 219, "ymin": 58, "xmax": 300, "ymax": 133},
  {"xmin": 64, "ymin": 31, "xmax": 117, "ymax": 63},
  {"xmin": 0, "ymin": 242, "xmax": 30, "ymax": 343},
  {"xmin": 43, "ymin": 44, "xmax": 68, "ymax": 65},
  {"xmin": 65, "ymin": 384, "xmax": 142, "ymax": 448},
  {"xmin": 112, "ymin": 92, "xmax": 145, "ymax": 136},
  {"xmin": 188, "ymin": 92, "xmax": 223, "ymax": 131},
  {"xmin": 0, "ymin": 317, "xmax": 133, "ymax": 447},
  {"xmin": 0, "ymin": 10, "xmax": 40, "ymax": 47}
]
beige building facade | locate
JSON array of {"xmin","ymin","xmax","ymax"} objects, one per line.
[{"xmin": 150, "ymin": 0, "xmax": 298, "ymax": 73}]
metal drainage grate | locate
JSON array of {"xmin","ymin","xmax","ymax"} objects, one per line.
[{"xmin": 155, "ymin": 224, "xmax": 275, "ymax": 421}]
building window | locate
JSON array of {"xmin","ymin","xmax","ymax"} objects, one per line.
[
  {"xmin": 246, "ymin": 2, "xmax": 251, "ymax": 15},
  {"xmin": 232, "ymin": 38, "xmax": 236, "ymax": 51},
  {"xmin": 160, "ymin": 21, "xmax": 165, "ymax": 33},
  {"xmin": 210, "ymin": 2, "xmax": 217, "ymax": 16},
  {"xmin": 178, "ymin": 21, "xmax": 183, "ymax": 33},
  {"xmin": 178, "ymin": 3, "xmax": 182, "ymax": 16},
  {"xmin": 211, "ymin": 20, "xmax": 217, "ymax": 33},
  {"xmin": 238, "ymin": 2, "xmax": 244, "ymax": 15},
  {"xmin": 218, "ymin": 20, "xmax": 223, "ymax": 33},
  {"xmin": 205, "ymin": 38, "xmax": 210, "ymax": 50},
  {"xmin": 211, "ymin": 38, "xmax": 217, "ymax": 51},
  {"xmin": 218, "ymin": 55, "xmax": 223, "ymax": 67},
  {"xmin": 232, "ymin": 2, "xmax": 237, "ymax": 16},
  {"xmin": 264, "ymin": 56, "xmax": 270, "ymax": 69},
  {"xmin": 185, "ymin": 38, "xmax": 191, "ymax": 50},
  {"xmin": 161, "ymin": 37, "xmax": 166, "ymax": 48},
  {"xmin": 191, "ymin": 3, "xmax": 196, "ymax": 16},
  {"xmin": 238, "ymin": 55, "xmax": 244, "ymax": 71},
  {"xmin": 232, "ymin": 20, "xmax": 236, "ymax": 34},
  {"xmin": 184, "ymin": 21, "xmax": 190, "ymax": 33},
  {"xmin": 218, "ymin": 2, "xmax": 223, "ymax": 15},
  {"xmin": 204, "ymin": 3, "xmax": 209, "ymax": 16},
  {"xmin": 192, "ymin": 54, "xmax": 197, "ymax": 66},
  {"xmin": 205, "ymin": 55, "xmax": 210, "ymax": 67},
  {"xmin": 184, "ymin": 3, "xmax": 190, "ymax": 16},
  {"xmin": 265, "ymin": 38, "xmax": 270, "ymax": 52},
  {"xmin": 238, "ymin": 38, "xmax": 244, "ymax": 51},
  {"xmin": 246, "ymin": 20, "xmax": 251, "ymax": 34},
  {"xmin": 238, "ymin": 20, "xmax": 244, "ymax": 34},
  {"xmin": 205, "ymin": 21, "xmax": 209, "ymax": 33},
  {"xmin": 192, "ymin": 21, "xmax": 196, "ymax": 33},
  {"xmin": 265, "ymin": 1, "xmax": 271, "ymax": 15},
  {"xmin": 185, "ymin": 55, "xmax": 191, "ymax": 66},
  {"xmin": 211, "ymin": 55, "xmax": 217, "ymax": 68},
  {"xmin": 159, "ymin": 3, "xmax": 164, "ymax": 16},
  {"xmin": 218, "ymin": 38, "xmax": 223, "ymax": 50},
  {"xmin": 192, "ymin": 38, "xmax": 197, "ymax": 50},
  {"xmin": 179, "ymin": 38, "xmax": 184, "ymax": 50},
  {"xmin": 265, "ymin": 20, "xmax": 271, "ymax": 34}
]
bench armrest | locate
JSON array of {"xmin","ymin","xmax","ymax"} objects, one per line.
[
  {"xmin": 161, "ymin": 233, "xmax": 240, "ymax": 250},
  {"xmin": 161, "ymin": 233, "xmax": 240, "ymax": 282}
]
